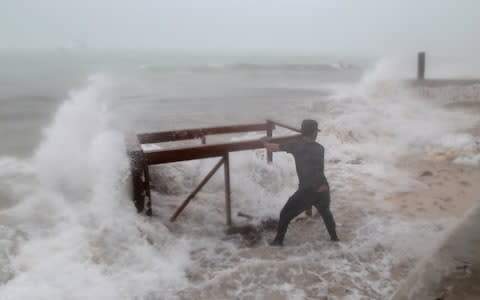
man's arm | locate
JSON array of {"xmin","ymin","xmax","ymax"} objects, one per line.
[
  {"xmin": 260, "ymin": 137, "xmax": 282, "ymax": 152},
  {"xmin": 264, "ymin": 142, "xmax": 281, "ymax": 152}
]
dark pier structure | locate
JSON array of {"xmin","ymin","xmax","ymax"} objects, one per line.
[{"xmin": 126, "ymin": 120, "xmax": 301, "ymax": 226}]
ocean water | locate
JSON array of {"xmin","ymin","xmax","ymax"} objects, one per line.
[{"xmin": 0, "ymin": 51, "xmax": 479, "ymax": 299}]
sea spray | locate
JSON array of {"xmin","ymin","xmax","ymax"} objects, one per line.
[
  {"xmin": 314, "ymin": 58, "xmax": 477, "ymax": 200},
  {"xmin": 0, "ymin": 75, "xmax": 190, "ymax": 300}
]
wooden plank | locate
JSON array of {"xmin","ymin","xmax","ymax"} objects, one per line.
[
  {"xmin": 266, "ymin": 120, "xmax": 274, "ymax": 163},
  {"xmin": 125, "ymin": 133, "xmax": 147, "ymax": 213},
  {"xmin": 144, "ymin": 167, "xmax": 152, "ymax": 216},
  {"xmin": 268, "ymin": 119, "xmax": 302, "ymax": 133},
  {"xmin": 125, "ymin": 133, "xmax": 143, "ymax": 155},
  {"xmin": 170, "ymin": 157, "xmax": 225, "ymax": 222},
  {"xmin": 144, "ymin": 134, "xmax": 301, "ymax": 165},
  {"xmin": 224, "ymin": 153, "xmax": 232, "ymax": 226},
  {"xmin": 137, "ymin": 123, "xmax": 269, "ymax": 144}
]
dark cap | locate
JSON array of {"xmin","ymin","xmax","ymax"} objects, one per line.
[{"xmin": 301, "ymin": 119, "xmax": 318, "ymax": 136}]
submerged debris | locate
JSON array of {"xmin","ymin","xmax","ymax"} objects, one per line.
[
  {"xmin": 225, "ymin": 216, "xmax": 279, "ymax": 247},
  {"xmin": 420, "ymin": 170, "xmax": 434, "ymax": 177}
]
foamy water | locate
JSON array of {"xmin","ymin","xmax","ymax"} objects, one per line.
[
  {"xmin": 0, "ymin": 75, "xmax": 191, "ymax": 299},
  {"xmin": 1, "ymin": 55, "xmax": 479, "ymax": 299}
]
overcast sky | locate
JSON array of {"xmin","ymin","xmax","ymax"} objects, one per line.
[{"xmin": 2, "ymin": 0, "xmax": 479, "ymax": 56}]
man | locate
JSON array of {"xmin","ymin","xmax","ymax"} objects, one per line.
[{"xmin": 264, "ymin": 119, "xmax": 339, "ymax": 246}]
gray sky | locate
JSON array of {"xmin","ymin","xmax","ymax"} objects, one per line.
[{"xmin": 2, "ymin": 0, "xmax": 479, "ymax": 56}]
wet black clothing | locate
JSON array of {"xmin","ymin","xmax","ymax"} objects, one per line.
[
  {"xmin": 273, "ymin": 189, "xmax": 337, "ymax": 244},
  {"xmin": 273, "ymin": 138, "xmax": 337, "ymax": 244},
  {"xmin": 280, "ymin": 138, "xmax": 328, "ymax": 190}
]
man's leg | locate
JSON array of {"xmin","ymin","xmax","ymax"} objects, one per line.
[
  {"xmin": 313, "ymin": 191, "xmax": 338, "ymax": 241},
  {"xmin": 272, "ymin": 190, "xmax": 310, "ymax": 245}
]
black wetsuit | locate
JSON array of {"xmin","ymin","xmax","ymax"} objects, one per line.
[{"xmin": 272, "ymin": 138, "xmax": 338, "ymax": 244}]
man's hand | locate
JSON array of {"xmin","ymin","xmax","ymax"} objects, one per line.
[
  {"xmin": 260, "ymin": 136, "xmax": 280, "ymax": 152},
  {"xmin": 264, "ymin": 142, "xmax": 280, "ymax": 152},
  {"xmin": 260, "ymin": 136, "xmax": 272, "ymax": 143}
]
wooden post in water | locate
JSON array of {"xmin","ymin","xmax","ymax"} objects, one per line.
[
  {"xmin": 224, "ymin": 153, "xmax": 232, "ymax": 226},
  {"xmin": 126, "ymin": 134, "xmax": 147, "ymax": 213},
  {"xmin": 144, "ymin": 166, "xmax": 152, "ymax": 216},
  {"xmin": 169, "ymin": 157, "xmax": 225, "ymax": 222},
  {"xmin": 266, "ymin": 120, "xmax": 274, "ymax": 163},
  {"xmin": 417, "ymin": 52, "xmax": 426, "ymax": 80}
]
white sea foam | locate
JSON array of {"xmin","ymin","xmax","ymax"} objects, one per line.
[
  {"xmin": 0, "ymin": 75, "xmax": 190, "ymax": 300},
  {"xmin": 315, "ymin": 59, "xmax": 478, "ymax": 195},
  {"xmin": 453, "ymin": 154, "xmax": 480, "ymax": 166}
]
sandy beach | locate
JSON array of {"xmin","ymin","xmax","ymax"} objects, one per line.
[
  {"xmin": 388, "ymin": 156, "xmax": 480, "ymax": 220},
  {"xmin": 388, "ymin": 97, "xmax": 480, "ymax": 219}
]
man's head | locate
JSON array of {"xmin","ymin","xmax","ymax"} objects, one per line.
[{"xmin": 301, "ymin": 119, "xmax": 318, "ymax": 139}]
